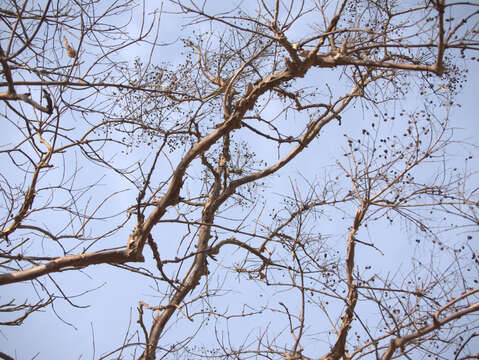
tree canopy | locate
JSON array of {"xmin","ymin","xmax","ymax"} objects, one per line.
[{"xmin": 1, "ymin": 1, "xmax": 479, "ymax": 359}]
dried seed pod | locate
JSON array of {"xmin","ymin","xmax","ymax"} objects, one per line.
[
  {"xmin": 63, "ymin": 36, "xmax": 77, "ymax": 59},
  {"xmin": 42, "ymin": 89, "xmax": 53, "ymax": 114}
]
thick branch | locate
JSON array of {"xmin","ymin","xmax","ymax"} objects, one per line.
[
  {"xmin": 0, "ymin": 250, "xmax": 136, "ymax": 285},
  {"xmin": 323, "ymin": 206, "xmax": 366, "ymax": 360}
]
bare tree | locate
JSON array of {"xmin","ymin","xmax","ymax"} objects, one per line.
[{"xmin": 1, "ymin": 0, "xmax": 478, "ymax": 359}]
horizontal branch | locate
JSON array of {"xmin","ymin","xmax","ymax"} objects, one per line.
[
  {"xmin": 312, "ymin": 54, "xmax": 442, "ymax": 75},
  {"xmin": 0, "ymin": 250, "xmax": 140, "ymax": 285}
]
